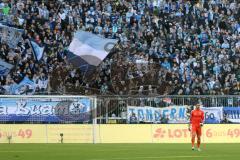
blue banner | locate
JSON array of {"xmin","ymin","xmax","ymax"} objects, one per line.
[
  {"xmin": 0, "ymin": 98, "xmax": 91, "ymax": 122},
  {"xmin": 223, "ymin": 107, "xmax": 240, "ymax": 123}
]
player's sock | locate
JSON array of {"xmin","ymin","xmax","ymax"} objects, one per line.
[
  {"xmin": 191, "ymin": 137, "xmax": 195, "ymax": 148},
  {"xmin": 197, "ymin": 139, "xmax": 201, "ymax": 149}
]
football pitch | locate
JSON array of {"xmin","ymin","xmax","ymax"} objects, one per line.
[{"xmin": 0, "ymin": 144, "xmax": 239, "ymax": 160}]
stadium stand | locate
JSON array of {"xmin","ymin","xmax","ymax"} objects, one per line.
[{"xmin": 0, "ymin": 0, "xmax": 239, "ymax": 96}]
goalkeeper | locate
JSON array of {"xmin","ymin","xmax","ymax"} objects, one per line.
[{"xmin": 188, "ymin": 104, "xmax": 204, "ymax": 151}]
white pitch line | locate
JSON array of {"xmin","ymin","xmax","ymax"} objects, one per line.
[
  {"xmin": 0, "ymin": 151, "xmax": 34, "ymax": 153},
  {"xmin": 89, "ymin": 155, "xmax": 208, "ymax": 160},
  {"xmin": 96, "ymin": 149, "xmax": 136, "ymax": 152}
]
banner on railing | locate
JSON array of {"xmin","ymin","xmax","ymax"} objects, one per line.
[
  {"xmin": 0, "ymin": 98, "xmax": 91, "ymax": 122},
  {"xmin": 127, "ymin": 106, "xmax": 227, "ymax": 124},
  {"xmin": 223, "ymin": 107, "xmax": 240, "ymax": 123},
  {"xmin": 127, "ymin": 106, "xmax": 189, "ymax": 123},
  {"xmin": 201, "ymin": 107, "xmax": 223, "ymax": 124}
]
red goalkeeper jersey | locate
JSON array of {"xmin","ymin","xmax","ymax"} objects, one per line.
[{"xmin": 190, "ymin": 109, "xmax": 204, "ymax": 126}]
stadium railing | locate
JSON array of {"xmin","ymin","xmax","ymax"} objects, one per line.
[
  {"xmin": 96, "ymin": 95, "xmax": 240, "ymax": 124},
  {"xmin": 0, "ymin": 95, "xmax": 239, "ymax": 124}
]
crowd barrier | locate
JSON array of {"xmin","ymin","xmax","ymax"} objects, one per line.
[
  {"xmin": 0, "ymin": 95, "xmax": 240, "ymax": 124},
  {"xmin": 97, "ymin": 95, "xmax": 240, "ymax": 124}
]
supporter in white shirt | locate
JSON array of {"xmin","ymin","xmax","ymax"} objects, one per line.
[
  {"xmin": 0, "ymin": 2, "xmax": 4, "ymax": 9},
  {"xmin": 18, "ymin": 15, "xmax": 24, "ymax": 25},
  {"xmin": 39, "ymin": 79, "xmax": 48, "ymax": 90},
  {"xmin": 16, "ymin": 1, "xmax": 24, "ymax": 10},
  {"xmin": 236, "ymin": 41, "xmax": 240, "ymax": 49},
  {"xmin": 221, "ymin": 40, "xmax": 230, "ymax": 49},
  {"xmin": 126, "ymin": 8, "xmax": 133, "ymax": 23},
  {"xmin": 59, "ymin": 10, "xmax": 66, "ymax": 20}
]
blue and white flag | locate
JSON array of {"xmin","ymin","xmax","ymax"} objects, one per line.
[
  {"xmin": 68, "ymin": 31, "xmax": 118, "ymax": 66},
  {"xmin": 0, "ymin": 23, "xmax": 24, "ymax": 48},
  {"xmin": 202, "ymin": 107, "xmax": 223, "ymax": 124},
  {"xmin": 0, "ymin": 59, "xmax": 13, "ymax": 76},
  {"xmin": 9, "ymin": 77, "xmax": 36, "ymax": 95},
  {"xmin": 30, "ymin": 40, "xmax": 44, "ymax": 61},
  {"xmin": 223, "ymin": 107, "xmax": 240, "ymax": 123}
]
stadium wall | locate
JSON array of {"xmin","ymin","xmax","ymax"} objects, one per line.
[{"xmin": 0, "ymin": 124, "xmax": 240, "ymax": 143}]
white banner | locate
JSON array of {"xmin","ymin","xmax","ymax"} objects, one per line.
[
  {"xmin": 127, "ymin": 106, "xmax": 189, "ymax": 123},
  {"xmin": 201, "ymin": 107, "xmax": 223, "ymax": 124}
]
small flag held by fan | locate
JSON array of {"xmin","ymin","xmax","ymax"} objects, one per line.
[{"xmin": 163, "ymin": 98, "xmax": 172, "ymax": 104}]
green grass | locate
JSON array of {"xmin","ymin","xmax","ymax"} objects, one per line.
[{"xmin": 0, "ymin": 144, "xmax": 239, "ymax": 160}]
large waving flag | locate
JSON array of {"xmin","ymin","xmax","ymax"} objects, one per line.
[
  {"xmin": 68, "ymin": 31, "xmax": 118, "ymax": 66},
  {"xmin": 30, "ymin": 40, "xmax": 44, "ymax": 61}
]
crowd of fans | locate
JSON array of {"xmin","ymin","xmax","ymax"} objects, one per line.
[{"xmin": 0, "ymin": 0, "xmax": 239, "ymax": 96}]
